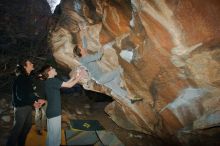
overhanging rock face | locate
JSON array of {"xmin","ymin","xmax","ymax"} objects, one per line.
[{"xmin": 49, "ymin": 0, "xmax": 220, "ymax": 144}]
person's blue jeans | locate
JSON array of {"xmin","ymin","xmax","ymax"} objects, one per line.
[
  {"xmin": 97, "ymin": 67, "xmax": 128, "ymax": 98},
  {"xmin": 46, "ymin": 115, "xmax": 61, "ymax": 146}
]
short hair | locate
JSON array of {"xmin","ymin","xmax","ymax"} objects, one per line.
[
  {"xmin": 73, "ymin": 45, "xmax": 82, "ymax": 57},
  {"xmin": 40, "ymin": 64, "xmax": 51, "ymax": 80}
]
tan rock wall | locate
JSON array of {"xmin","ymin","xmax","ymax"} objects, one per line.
[{"xmin": 49, "ymin": 0, "xmax": 220, "ymax": 143}]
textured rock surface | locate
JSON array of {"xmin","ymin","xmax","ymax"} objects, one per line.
[{"xmin": 49, "ymin": 0, "xmax": 220, "ymax": 144}]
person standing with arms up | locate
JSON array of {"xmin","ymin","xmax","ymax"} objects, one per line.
[{"xmin": 40, "ymin": 64, "xmax": 85, "ymax": 146}]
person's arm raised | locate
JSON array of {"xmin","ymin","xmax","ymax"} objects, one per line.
[{"xmin": 61, "ymin": 69, "xmax": 85, "ymax": 88}]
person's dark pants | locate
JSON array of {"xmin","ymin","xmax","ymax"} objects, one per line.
[{"xmin": 6, "ymin": 105, "xmax": 32, "ymax": 146}]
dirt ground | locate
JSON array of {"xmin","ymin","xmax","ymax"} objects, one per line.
[{"xmin": 0, "ymin": 89, "xmax": 166, "ymax": 146}]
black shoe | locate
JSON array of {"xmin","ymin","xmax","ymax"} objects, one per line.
[{"xmin": 130, "ymin": 96, "xmax": 143, "ymax": 104}]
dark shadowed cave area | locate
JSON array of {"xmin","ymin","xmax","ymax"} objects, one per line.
[{"xmin": 0, "ymin": 0, "xmax": 220, "ymax": 146}]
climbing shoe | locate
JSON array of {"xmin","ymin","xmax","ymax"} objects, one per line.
[{"xmin": 130, "ymin": 96, "xmax": 143, "ymax": 104}]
